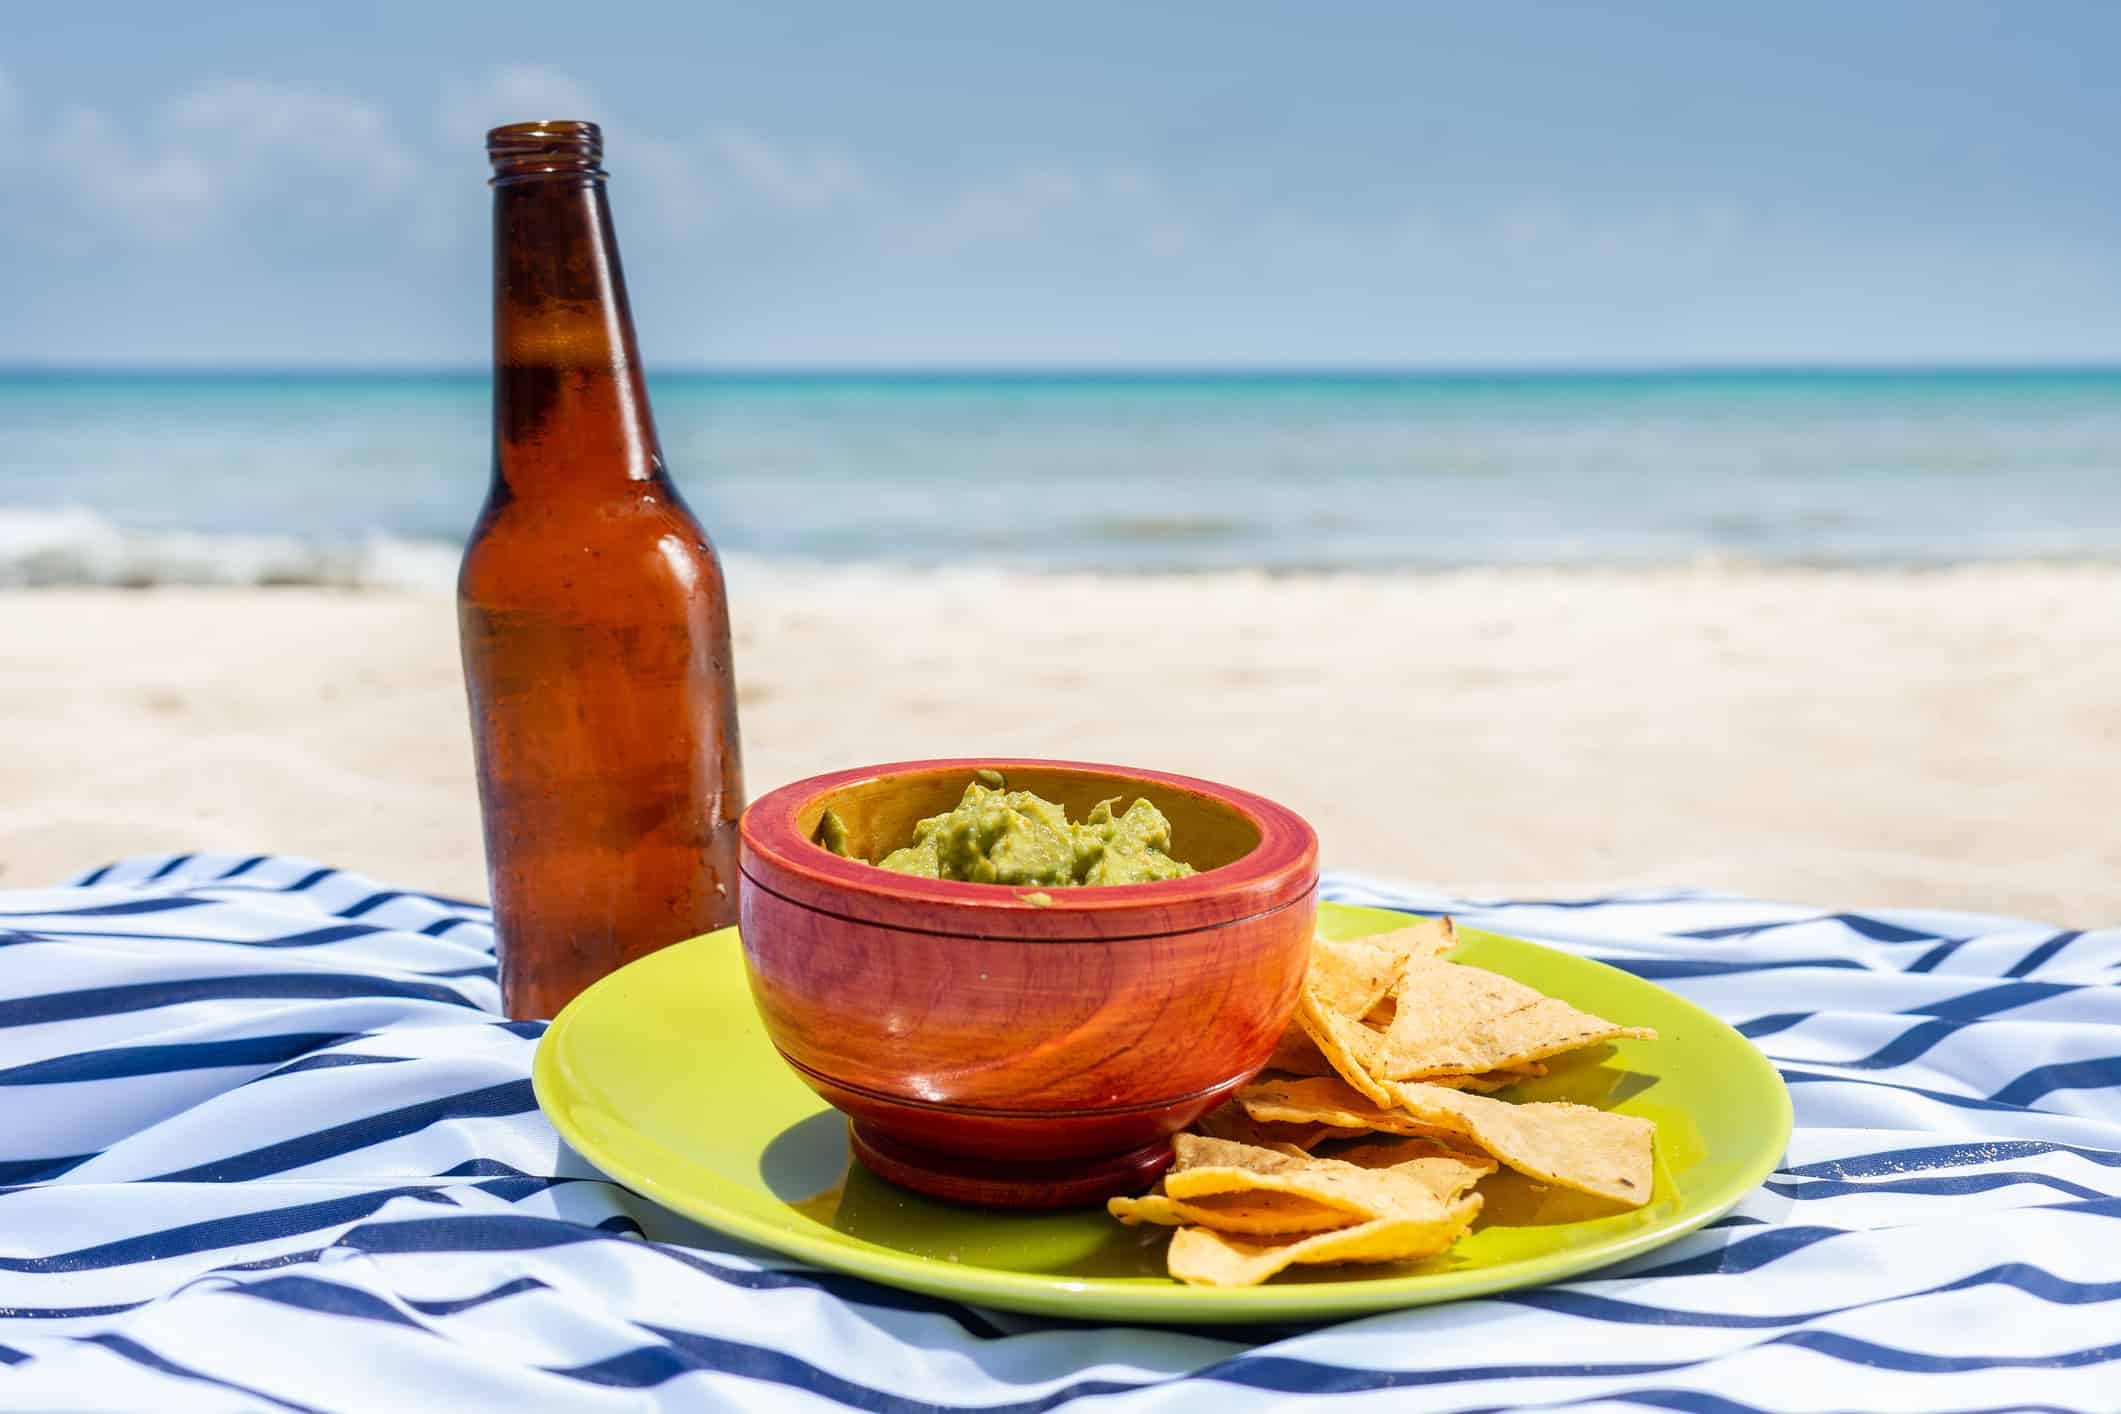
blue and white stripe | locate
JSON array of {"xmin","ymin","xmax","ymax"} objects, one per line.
[{"xmin": 2, "ymin": 853, "xmax": 2115, "ymax": 1412}]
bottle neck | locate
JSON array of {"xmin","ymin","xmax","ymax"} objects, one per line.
[{"xmin": 491, "ymin": 173, "xmax": 663, "ymax": 498}]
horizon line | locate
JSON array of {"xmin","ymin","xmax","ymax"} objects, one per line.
[{"xmin": 4, "ymin": 359, "xmax": 2121, "ymax": 380}]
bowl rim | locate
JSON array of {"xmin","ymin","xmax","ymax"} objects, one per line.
[{"xmin": 739, "ymin": 756, "xmax": 1317, "ymax": 921}]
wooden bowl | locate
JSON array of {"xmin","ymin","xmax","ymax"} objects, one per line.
[{"xmin": 738, "ymin": 758, "xmax": 1319, "ymax": 1209}]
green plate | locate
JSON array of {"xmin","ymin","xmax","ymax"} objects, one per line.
[{"xmin": 533, "ymin": 902, "xmax": 1790, "ymax": 1324}]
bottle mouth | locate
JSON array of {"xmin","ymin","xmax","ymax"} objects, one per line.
[{"xmin": 487, "ymin": 120, "xmax": 605, "ymax": 183}]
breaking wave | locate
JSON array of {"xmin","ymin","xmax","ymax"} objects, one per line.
[{"xmin": 0, "ymin": 507, "xmax": 463, "ymax": 590}]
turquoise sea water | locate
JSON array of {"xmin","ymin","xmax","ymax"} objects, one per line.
[{"xmin": 3, "ymin": 368, "xmax": 2118, "ymax": 581}]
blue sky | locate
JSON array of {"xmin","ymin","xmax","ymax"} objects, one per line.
[{"xmin": 4, "ymin": 1, "xmax": 2117, "ymax": 368}]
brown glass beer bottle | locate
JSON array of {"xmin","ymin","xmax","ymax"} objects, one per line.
[{"xmin": 459, "ymin": 120, "xmax": 744, "ymax": 1020}]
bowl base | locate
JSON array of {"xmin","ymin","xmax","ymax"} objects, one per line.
[{"xmin": 849, "ymin": 1121, "xmax": 1174, "ymax": 1210}]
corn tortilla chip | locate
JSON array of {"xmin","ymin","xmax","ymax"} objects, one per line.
[
  {"xmin": 1305, "ymin": 940, "xmax": 1405, "ymax": 1021},
  {"xmin": 1120, "ymin": 914, "xmax": 1663, "ymax": 1283},
  {"xmin": 1314, "ymin": 1123, "xmax": 1373, "ymax": 1142},
  {"xmin": 1299, "ymin": 974, "xmax": 1572, "ymax": 1100},
  {"xmin": 1419, "ymin": 1067, "xmax": 1542, "ymax": 1093},
  {"xmin": 1293, "ymin": 989, "xmax": 1398, "ymax": 1105},
  {"xmin": 1387, "ymin": 1080, "xmax": 1655, "ymax": 1206},
  {"xmin": 1166, "ymin": 1197, "xmax": 1482, "ymax": 1287},
  {"xmin": 1238, "ymin": 1074, "xmax": 1652, "ymax": 1206},
  {"xmin": 1188, "ymin": 1101, "xmax": 1337, "ymax": 1152},
  {"xmin": 1164, "ymin": 1134, "xmax": 1465, "ymax": 1224},
  {"xmin": 1188, "ymin": 1100, "xmax": 1275, "ymax": 1147},
  {"xmin": 1323, "ymin": 1139, "xmax": 1497, "ymax": 1201},
  {"xmin": 1233, "ymin": 1122, "xmax": 1356, "ymax": 1151},
  {"xmin": 1264, "ymin": 1024, "xmax": 1337, "ymax": 1078},
  {"xmin": 1391, "ymin": 957, "xmax": 1550, "ymax": 1032},
  {"xmin": 1355, "ymin": 916, "xmax": 1459, "ymax": 963},
  {"xmin": 1238, "ymin": 1076, "xmax": 1477, "ymax": 1147},
  {"xmin": 1109, "ymin": 1187, "xmax": 1359, "ymax": 1235},
  {"xmin": 1306, "ymin": 918, "xmax": 1458, "ymax": 1018},
  {"xmin": 1379, "ymin": 959, "xmax": 1656, "ymax": 1079}
]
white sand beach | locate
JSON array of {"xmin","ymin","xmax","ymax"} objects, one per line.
[{"xmin": 4, "ymin": 564, "xmax": 2116, "ymax": 926}]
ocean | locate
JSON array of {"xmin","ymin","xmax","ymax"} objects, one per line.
[{"xmin": 4, "ymin": 368, "xmax": 2118, "ymax": 586}]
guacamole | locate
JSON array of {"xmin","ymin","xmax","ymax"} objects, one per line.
[{"xmin": 816, "ymin": 777, "xmax": 1198, "ymax": 886}]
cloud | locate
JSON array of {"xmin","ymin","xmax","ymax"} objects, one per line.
[
  {"xmin": 440, "ymin": 65, "xmax": 600, "ymax": 141},
  {"xmin": 431, "ymin": 71, "xmax": 1170, "ymax": 262},
  {"xmin": 433, "ymin": 73, "xmax": 881, "ymax": 238},
  {"xmin": 625, "ymin": 135, "xmax": 719, "ymax": 235},
  {"xmin": 916, "ymin": 162, "xmax": 1188, "ymax": 257},
  {"xmin": 601, "ymin": 130, "xmax": 1194, "ymax": 278},
  {"xmin": 168, "ymin": 80, "xmax": 415, "ymax": 196},
  {"xmin": 49, "ymin": 106, "xmax": 221, "ymax": 242},
  {"xmin": 31, "ymin": 79, "xmax": 415, "ymax": 245},
  {"xmin": 18, "ymin": 62, "xmax": 1985, "ymax": 368},
  {"xmin": 705, "ymin": 128, "xmax": 872, "ymax": 210},
  {"xmin": 6, "ymin": 59, "xmax": 1732, "ymax": 302},
  {"xmin": 941, "ymin": 164, "xmax": 1086, "ymax": 238},
  {"xmin": 608, "ymin": 127, "xmax": 875, "ymax": 239}
]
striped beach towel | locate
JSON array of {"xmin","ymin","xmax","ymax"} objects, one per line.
[{"xmin": 1, "ymin": 853, "xmax": 2115, "ymax": 1411}]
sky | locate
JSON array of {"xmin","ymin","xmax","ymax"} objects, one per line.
[{"xmin": 3, "ymin": 0, "xmax": 2117, "ymax": 369}]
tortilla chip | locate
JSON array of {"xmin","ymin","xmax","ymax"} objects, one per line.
[
  {"xmin": 1298, "ymin": 966, "xmax": 1578, "ymax": 1102},
  {"xmin": 1386, "ymin": 1080, "xmax": 1655, "ymax": 1206},
  {"xmin": 1238, "ymin": 1074, "xmax": 1651, "ymax": 1206},
  {"xmin": 1238, "ymin": 1076, "xmax": 1474, "ymax": 1146},
  {"xmin": 1264, "ymin": 1023, "xmax": 1338, "ymax": 1078},
  {"xmin": 1293, "ymin": 990, "xmax": 1398, "ymax": 1105},
  {"xmin": 1163, "ymin": 1134, "xmax": 1470, "ymax": 1228},
  {"xmin": 1125, "ymin": 916, "xmax": 1662, "ymax": 1285},
  {"xmin": 1166, "ymin": 1198, "xmax": 1481, "ymax": 1287},
  {"xmin": 1187, "ymin": 1100, "xmax": 1270, "ymax": 1146},
  {"xmin": 1275, "ymin": 1039, "xmax": 1530, "ymax": 1093},
  {"xmin": 1160, "ymin": 1176, "xmax": 1367, "ymax": 1224},
  {"xmin": 1354, "ymin": 916, "xmax": 1459, "ymax": 964},
  {"xmin": 1170, "ymin": 1132, "xmax": 1331, "ymax": 1175},
  {"xmin": 1379, "ymin": 958, "xmax": 1656, "ymax": 1079},
  {"xmin": 1323, "ymin": 1139, "xmax": 1497, "ymax": 1201},
  {"xmin": 1278, "ymin": 1124, "xmax": 1341, "ymax": 1149},
  {"xmin": 1271, "ymin": 1036, "xmax": 1535, "ymax": 1092},
  {"xmin": 1187, "ymin": 1101, "xmax": 1335, "ymax": 1152},
  {"xmin": 1312, "ymin": 1123, "xmax": 1373, "ymax": 1142},
  {"xmin": 1109, "ymin": 1186, "xmax": 1360, "ymax": 1235},
  {"xmin": 1226, "ymin": 1122, "xmax": 1357, "ymax": 1151},
  {"xmin": 1311, "ymin": 919, "xmax": 1457, "ymax": 1008},
  {"xmin": 1419, "ymin": 1066, "xmax": 1543, "ymax": 1093},
  {"xmin": 1389, "ymin": 956, "xmax": 1550, "ymax": 1032},
  {"xmin": 1306, "ymin": 940, "xmax": 1406, "ymax": 1020},
  {"xmin": 1379, "ymin": 1155, "xmax": 1494, "ymax": 1204}
]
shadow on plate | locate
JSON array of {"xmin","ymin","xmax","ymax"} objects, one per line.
[
  {"xmin": 758, "ymin": 1111, "xmax": 1170, "ymax": 1279},
  {"xmin": 1505, "ymin": 1046, "xmax": 1662, "ymax": 1109},
  {"xmin": 759, "ymin": 1108, "xmax": 850, "ymax": 1204}
]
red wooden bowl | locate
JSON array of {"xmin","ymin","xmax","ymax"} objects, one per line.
[{"xmin": 738, "ymin": 758, "xmax": 1319, "ymax": 1209}]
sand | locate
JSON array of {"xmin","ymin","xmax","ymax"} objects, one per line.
[{"xmin": 3, "ymin": 565, "xmax": 2115, "ymax": 926}]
